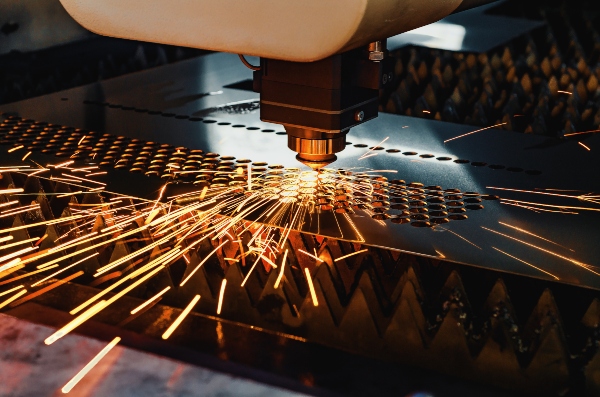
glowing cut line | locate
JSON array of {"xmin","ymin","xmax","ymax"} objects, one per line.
[
  {"xmin": 162, "ymin": 295, "xmax": 200, "ymax": 340},
  {"xmin": 492, "ymin": 247, "xmax": 559, "ymax": 280},
  {"xmin": 130, "ymin": 286, "xmax": 171, "ymax": 315},
  {"xmin": 216, "ymin": 279, "xmax": 226, "ymax": 315},
  {"xmin": 305, "ymin": 268, "xmax": 318, "ymax": 307},
  {"xmin": 444, "ymin": 122, "xmax": 507, "ymax": 143},
  {"xmin": 61, "ymin": 337, "xmax": 121, "ymax": 394}
]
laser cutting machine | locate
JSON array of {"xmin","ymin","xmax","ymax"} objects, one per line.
[{"xmin": 2, "ymin": 1, "xmax": 600, "ymax": 396}]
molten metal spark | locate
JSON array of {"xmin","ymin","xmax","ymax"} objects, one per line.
[
  {"xmin": 274, "ymin": 249, "xmax": 288, "ymax": 289},
  {"xmin": 444, "ymin": 122, "xmax": 507, "ymax": 143},
  {"xmin": 61, "ymin": 336, "xmax": 121, "ymax": 394},
  {"xmin": 0, "ymin": 288, "xmax": 27, "ymax": 310},
  {"xmin": 130, "ymin": 286, "xmax": 171, "ymax": 315},
  {"xmin": 305, "ymin": 267, "xmax": 318, "ymax": 307},
  {"xmin": 498, "ymin": 221, "xmax": 574, "ymax": 252},
  {"xmin": 216, "ymin": 279, "xmax": 227, "ymax": 315},
  {"xmin": 162, "ymin": 295, "xmax": 201, "ymax": 340},
  {"xmin": 578, "ymin": 142, "xmax": 591, "ymax": 151},
  {"xmin": 492, "ymin": 247, "xmax": 559, "ymax": 280},
  {"xmin": 482, "ymin": 226, "xmax": 600, "ymax": 276},
  {"xmin": 334, "ymin": 248, "xmax": 368, "ymax": 262}
]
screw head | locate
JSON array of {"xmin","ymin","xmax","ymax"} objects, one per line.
[
  {"xmin": 382, "ymin": 74, "xmax": 388, "ymax": 84},
  {"xmin": 355, "ymin": 110, "xmax": 365, "ymax": 122}
]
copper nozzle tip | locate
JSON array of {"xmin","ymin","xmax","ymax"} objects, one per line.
[{"xmin": 295, "ymin": 153, "xmax": 337, "ymax": 170}]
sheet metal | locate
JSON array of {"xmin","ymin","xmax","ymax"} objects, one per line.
[
  {"xmin": 387, "ymin": 2, "xmax": 545, "ymax": 53},
  {"xmin": 1, "ymin": 52, "xmax": 599, "ymax": 290}
]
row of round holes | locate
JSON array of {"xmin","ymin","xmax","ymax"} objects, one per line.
[
  {"xmin": 82, "ymin": 100, "xmax": 287, "ymax": 135},
  {"xmin": 347, "ymin": 142, "xmax": 542, "ymax": 175},
  {"xmin": 79, "ymin": 102, "xmax": 540, "ymax": 176}
]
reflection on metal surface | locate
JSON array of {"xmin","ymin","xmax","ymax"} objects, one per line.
[
  {"xmin": 387, "ymin": 2, "xmax": 545, "ymax": 53},
  {"xmin": 392, "ymin": 22, "xmax": 466, "ymax": 51}
]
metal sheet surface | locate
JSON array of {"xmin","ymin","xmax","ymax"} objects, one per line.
[
  {"xmin": 2, "ymin": 52, "xmax": 600, "ymax": 290},
  {"xmin": 388, "ymin": 2, "xmax": 545, "ymax": 53}
]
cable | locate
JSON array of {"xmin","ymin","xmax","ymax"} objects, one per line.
[{"xmin": 238, "ymin": 54, "xmax": 261, "ymax": 71}]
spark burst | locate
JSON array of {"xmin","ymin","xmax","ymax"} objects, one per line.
[{"xmin": 0, "ymin": 157, "xmax": 390, "ymax": 354}]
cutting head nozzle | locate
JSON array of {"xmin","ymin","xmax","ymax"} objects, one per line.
[
  {"xmin": 295, "ymin": 153, "xmax": 337, "ymax": 170},
  {"xmin": 286, "ymin": 127, "xmax": 347, "ymax": 170}
]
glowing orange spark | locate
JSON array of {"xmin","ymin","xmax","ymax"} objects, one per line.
[
  {"xmin": 274, "ymin": 249, "xmax": 288, "ymax": 289},
  {"xmin": 0, "ymin": 237, "xmax": 39, "ymax": 251},
  {"xmin": 305, "ymin": 267, "xmax": 318, "ymax": 306},
  {"xmin": 498, "ymin": 221, "xmax": 574, "ymax": 252},
  {"xmin": 297, "ymin": 249, "xmax": 323, "ymax": 263},
  {"xmin": 444, "ymin": 122, "xmax": 507, "ymax": 143},
  {"xmin": 564, "ymin": 128, "xmax": 600, "ymax": 137},
  {"xmin": 31, "ymin": 253, "xmax": 99, "ymax": 287},
  {"xmin": 162, "ymin": 295, "xmax": 200, "ymax": 340},
  {"xmin": 61, "ymin": 336, "xmax": 121, "ymax": 394},
  {"xmin": 334, "ymin": 248, "xmax": 368, "ymax": 262},
  {"xmin": 482, "ymin": 226, "xmax": 600, "ymax": 276},
  {"xmin": 216, "ymin": 279, "xmax": 227, "ymax": 315},
  {"xmin": 35, "ymin": 234, "xmax": 48, "ymax": 246},
  {"xmin": 0, "ymin": 265, "xmax": 58, "ymax": 286},
  {"xmin": 0, "ymin": 245, "xmax": 38, "ymax": 265},
  {"xmin": 358, "ymin": 137, "xmax": 389, "ymax": 160},
  {"xmin": 0, "ymin": 285, "xmax": 24, "ymax": 297},
  {"xmin": 492, "ymin": 247, "xmax": 559, "ymax": 280},
  {"xmin": 0, "ymin": 188, "xmax": 24, "ymax": 194},
  {"xmin": 7, "ymin": 145, "xmax": 24, "ymax": 153},
  {"xmin": 0, "ymin": 288, "xmax": 27, "ymax": 310},
  {"xmin": 130, "ymin": 286, "xmax": 171, "ymax": 315},
  {"xmin": 578, "ymin": 142, "xmax": 591, "ymax": 151},
  {"xmin": 180, "ymin": 241, "xmax": 227, "ymax": 286},
  {"xmin": 13, "ymin": 271, "xmax": 83, "ymax": 308}
]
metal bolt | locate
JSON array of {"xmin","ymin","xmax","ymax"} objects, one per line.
[
  {"xmin": 368, "ymin": 41, "xmax": 384, "ymax": 61},
  {"xmin": 382, "ymin": 74, "xmax": 388, "ymax": 84},
  {"xmin": 388, "ymin": 73, "xmax": 393, "ymax": 81},
  {"xmin": 355, "ymin": 110, "xmax": 365, "ymax": 122}
]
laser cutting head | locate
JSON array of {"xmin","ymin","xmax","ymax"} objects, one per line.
[{"xmin": 59, "ymin": 0, "xmax": 497, "ymax": 170}]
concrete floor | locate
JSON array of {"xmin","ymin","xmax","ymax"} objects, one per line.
[{"xmin": 0, "ymin": 313, "xmax": 308, "ymax": 397}]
